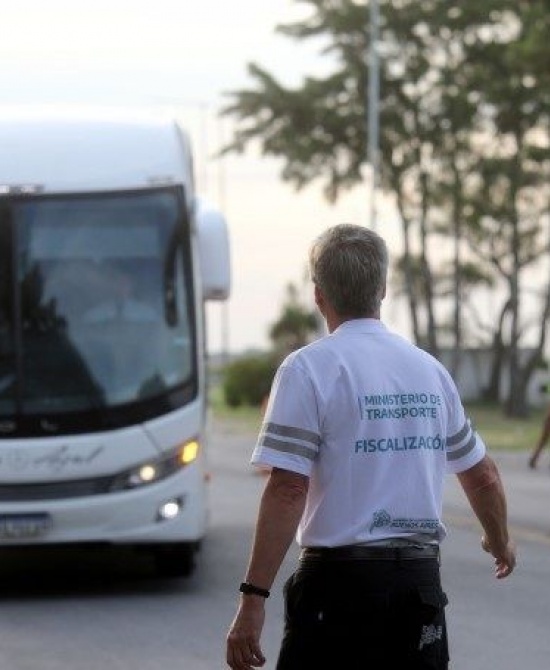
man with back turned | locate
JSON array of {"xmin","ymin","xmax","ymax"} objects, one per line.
[{"xmin": 226, "ymin": 223, "xmax": 516, "ymax": 670}]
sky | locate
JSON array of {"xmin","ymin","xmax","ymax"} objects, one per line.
[{"xmin": 0, "ymin": 0, "xmax": 403, "ymax": 354}]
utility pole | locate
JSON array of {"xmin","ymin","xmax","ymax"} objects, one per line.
[
  {"xmin": 217, "ymin": 113, "xmax": 230, "ymax": 366},
  {"xmin": 367, "ymin": 0, "xmax": 380, "ymax": 230}
]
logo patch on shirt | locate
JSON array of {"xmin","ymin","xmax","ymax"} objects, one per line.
[{"xmin": 369, "ymin": 509, "xmax": 440, "ymax": 534}]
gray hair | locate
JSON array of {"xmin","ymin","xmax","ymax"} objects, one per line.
[{"xmin": 309, "ymin": 224, "xmax": 389, "ymax": 318}]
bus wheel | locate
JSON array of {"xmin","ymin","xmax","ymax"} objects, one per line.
[{"xmin": 153, "ymin": 543, "xmax": 196, "ymax": 578}]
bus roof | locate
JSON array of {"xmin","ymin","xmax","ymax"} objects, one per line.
[{"xmin": 0, "ymin": 107, "xmax": 195, "ymax": 195}]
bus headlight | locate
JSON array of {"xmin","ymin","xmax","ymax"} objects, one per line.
[
  {"xmin": 158, "ymin": 497, "xmax": 184, "ymax": 521},
  {"xmin": 110, "ymin": 440, "xmax": 200, "ymax": 491}
]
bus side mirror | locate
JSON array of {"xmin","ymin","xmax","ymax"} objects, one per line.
[{"xmin": 196, "ymin": 202, "xmax": 231, "ymax": 301}]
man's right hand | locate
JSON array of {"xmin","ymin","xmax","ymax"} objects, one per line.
[{"xmin": 226, "ymin": 597, "xmax": 267, "ymax": 670}]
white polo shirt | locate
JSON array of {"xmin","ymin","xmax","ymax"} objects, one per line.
[{"xmin": 251, "ymin": 319, "xmax": 485, "ymax": 547}]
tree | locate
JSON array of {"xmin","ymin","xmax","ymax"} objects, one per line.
[
  {"xmin": 222, "ymin": 0, "xmax": 550, "ymax": 416},
  {"xmin": 222, "ymin": 354, "xmax": 278, "ymax": 407},
  {"xmin": 269, "ymin": 282, "xmax": 319, "ymax": 358},
  {"xmin": 222, "ymin": 1, "xmax": 497, "ymax": 354},
  {"xmin": 457, "ymin": 0, "xmax": 550, "ymax": 415},
  {"xmin": 222, "ymin": 281, "xmax": 319, "ymax": 408}
]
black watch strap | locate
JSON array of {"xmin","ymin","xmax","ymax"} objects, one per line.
[{"xmin": 239, "ymin": 581, "xmax": 270, "ymax": 598}]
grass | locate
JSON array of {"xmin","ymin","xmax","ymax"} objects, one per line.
[
  {"xmin": 208, "ymin": 384, "xmax": 263, "ymax": 433},
  {"xmin": 209, "ymin": 384, "xmax": 547, "ymax": 452},
  {"xmin": 465, "ymin": 402, "xmax": 546, "ymax": 452}
]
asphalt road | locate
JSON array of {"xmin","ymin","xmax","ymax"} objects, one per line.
[{"xmin": 0, "ymin": 417, "xmax": 548, "ymax": 670}]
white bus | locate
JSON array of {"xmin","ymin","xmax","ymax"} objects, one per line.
[{"xmin": 0, "ymin": 108, "xmax": 230, "ymax": 577}]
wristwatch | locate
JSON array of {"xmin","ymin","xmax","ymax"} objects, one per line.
[{"xmin": 239, "ymin": 581, "xmax": 270, "ymax": 598}]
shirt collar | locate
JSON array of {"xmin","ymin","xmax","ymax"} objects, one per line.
[{"xmin": 332, "ymin": 318, "xmax": 387, "ymax": 336}]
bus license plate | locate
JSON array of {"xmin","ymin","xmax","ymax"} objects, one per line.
[{"xmin": 0, "ymin": 514, "xmax": 52, "ymax": 540}]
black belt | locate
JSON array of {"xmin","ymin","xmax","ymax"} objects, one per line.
[{"xmin": 300, "ymin": 544, "xmax": 439, "ymax": 562}]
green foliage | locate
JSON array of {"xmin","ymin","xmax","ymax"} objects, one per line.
[
  {"xmin": 222, "ymin": 353, "xmax": 278, "ymax": 408},
  {"xmin": 466, "ymin": 401, "xmax": 548, "ymax": 451},
  {"xmin": 268, "ymin": 282, "xmax": 319, "ymax": 356},
  {"xmin": 222, "ymin": 0, "xmax": 550, "ymax": 417},
  {"xmin": 221, "ymin": 282, "xmax": 318, "ymax": 409}
]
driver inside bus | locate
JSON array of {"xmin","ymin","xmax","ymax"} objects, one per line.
[{"xmin": 83, "ymin": 262, "xmax": 157, "ymax": 324}]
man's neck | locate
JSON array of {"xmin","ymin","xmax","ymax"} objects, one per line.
[{"xmin": 326, "ymin": 312, "xmax": 380, "ymax": 334}]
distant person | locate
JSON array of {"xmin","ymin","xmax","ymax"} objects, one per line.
[
  {"xmin": 84, "ymin": 263, "xmax": 156, "ymax": 324},
  {"xmin": 528, "ymin": 404, "xmax": 550, "ymax": 469},
  {"xmin": 226, "ymin": 223, "xmax": 516, "ymax": 670}
]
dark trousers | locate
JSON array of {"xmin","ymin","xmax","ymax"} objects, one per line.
[{"xmin": 276, "ymin": 556, "xmax": 449, "ymax": 669}]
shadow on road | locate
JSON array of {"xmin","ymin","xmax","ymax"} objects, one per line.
[{"xmin": 0, "ymin": 545, "xmax": 196, "ymax": 599}]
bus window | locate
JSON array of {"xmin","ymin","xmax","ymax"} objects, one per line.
[{"xmin": 11, "ymin": 189, "xmax": 197, "ymax": 423}]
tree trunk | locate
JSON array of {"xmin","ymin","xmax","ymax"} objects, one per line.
[
  {"xmin": 396, "ymin": 189, "xmax": 421, "ymax": 344},
  {"xmin": 419, "ymin": 169, "xmax": 438, "ymax": 357},
  {"xmin": 483, "ymin": 298, "xmax": 512, "ymax": 402},
  {"xmin": 505, "ymin": 278, "xmax": 550, "ymax": 417},
  {"xmin": 504, "ymin": 143, "xmax": 524, "ymax": 418},
  {"xmin": 450, "ymin": 162, "xmax": 463, "ymax": 378}
]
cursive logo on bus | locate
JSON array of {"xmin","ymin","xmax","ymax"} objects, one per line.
[{"xmin": 33, "ymin": 445, "xmax": 105, "ymax": 473}]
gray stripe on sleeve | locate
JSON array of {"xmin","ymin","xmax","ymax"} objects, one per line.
[
  {"xmin": 260, "ymin": 435, "xmax": 318, "ymax": 461},
  {"xmin": 264, "ymin": 422, "xmax": 321, "ymax": 447},
  {"xmin": 446, "ymin": 420, "xmax": 471, "ymax": 447},
  {"xmin": 447, "ymin": 434, "xmax": 477, "ymax": 461}
]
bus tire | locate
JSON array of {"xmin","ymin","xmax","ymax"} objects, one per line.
[{"xmin": 153, "ymin": 542, "xmax": 196, "ymax": 578}]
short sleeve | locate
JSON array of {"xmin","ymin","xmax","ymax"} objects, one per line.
[
  {"xmin": 443, "ymin": 378, "xmax": 486, "ymax": 474},
  {"xmin": 251, "ymin": 360, "xmax": 321, "ymax": 477}
]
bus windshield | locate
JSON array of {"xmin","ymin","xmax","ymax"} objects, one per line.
[{"xmin": 0, "ymin": 188, "xmax": 197, "ymax": 435}]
